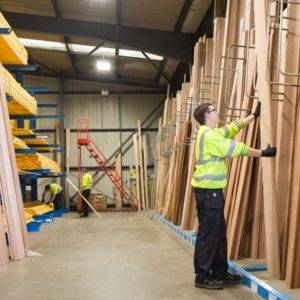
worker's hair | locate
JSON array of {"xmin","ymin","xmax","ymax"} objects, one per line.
[
  {"xmin": 45, "ymin": 184, "xmax": 51, "ymax": 190},
  {"xmin": 193, "ymin": 103, "xmax": 213, "ymax": 125}
]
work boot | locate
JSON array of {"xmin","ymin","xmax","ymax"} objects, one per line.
[
  {"xmin": 194, "ymin": 278, "xmax": 223, "ymax": 290},
  {"xmin": 214, "ymin": 271, "xmax": 242, "ymax": 284}
]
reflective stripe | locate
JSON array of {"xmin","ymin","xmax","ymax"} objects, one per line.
[
  {"xmin": 196, "ymin": 156, "xmax": 224, "ymax": 165},
  {"xmin": 226, "ymin": 140, "xmax": 236, "ymax": 157},
  {"xmin": 193, "ymin": 174, "xmax": 227, "ymax": 181},
  {"xmin": 224, "ymin": 125, "xmax": 229, "ymax": 138},
  {"xmin": 197, "ymin": 129, "xmax": 210, "ymax": 164}
]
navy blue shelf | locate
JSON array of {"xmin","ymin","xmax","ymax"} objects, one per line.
[
  {"xmin": 10, "ymin": 114, "xmax": 65, "ymax": 120},
  {"xmin": 15, "ymin": 149, "xmax": 37, "ymax": 154}
]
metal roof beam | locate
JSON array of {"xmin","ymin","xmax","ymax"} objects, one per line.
[
  {"xmin": 4, "ymin": 11, "xmax": 192, "ymax": 63},
  {"xmin": 25, "ymin": 71, "xmax": 165, "ymax": 89},
  {"xmin": 174, "ymin": 0, "xmax": 194, "ymax": 32}
]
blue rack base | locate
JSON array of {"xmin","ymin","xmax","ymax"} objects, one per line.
[{"xmin": 148, "ymin": 210, "xmax": 291, "ymax": 300}]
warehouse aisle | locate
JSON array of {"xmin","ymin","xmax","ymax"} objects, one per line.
[{"xmin": 0, "ymin": 212, "xmax": 258, "ymax": 300}]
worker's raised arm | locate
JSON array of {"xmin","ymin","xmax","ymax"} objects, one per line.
[
  {"xmin": 207, "ymin": 131, "xmax": 249, "ymax": 158},
  {"xmin": 241, "ymin": 101, "xmax": 261, "ymax": 127},
  {"xmin": 215, "ymin": 102, "xmax": 261, "ymax": 138},
  {"xmin": 214, "ymin": 119, "xmax": 246, "ymax": 139}
]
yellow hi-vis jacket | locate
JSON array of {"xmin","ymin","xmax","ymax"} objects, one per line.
[
  {"xmin": 50, "ymin": 183, "xmax": 62, "ymax": 196},
  {"xmin": 191, "ymin": 120, "xmax": 249, "ymax": 189},
  {"xmin": 81, "ymin": 173, "xmax": 93, "ymax": 191}
]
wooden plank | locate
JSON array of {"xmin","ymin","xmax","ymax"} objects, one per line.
[
  {"xmin": 64, "ymin": 128, "xmax": 70, "ymax": 207},
  {"xmin": 137, "ymin": 120, "xmax": 146, "ymax": 210},
  {"xmin": 115, "ymin": 153, "xmax": 122, "ymax": 208},
  {"xmin": 253, "ymin": 0, "xmax": 281, "ymax": 278},
  {"xmin": 171, "ymin": 123, "xmax": 189, "ymax": 224},
  {"xmin": 142, "ymin": 135, "xmax": 150, "ymax": 210},
  {"xmin": 0, "ymin": 64, "xmax": 27, "ymax": 260},
  {"xmin": 217, "ymin": 0, "xmax": 239, "ymax": 115},
  {"xmin": 284, "ymin": 2, "xmax": 300, "ymax": 288},
  {"xmin": 132, "ymin": 134, "xmax": 141, "ymax": 210},
  {"xmin": 0, "ymin": 195, "xmax": 9, "ymax": 266},
  {"xmin": 211, "ymin": 17, "xmax": 225, "ymax": 105}
]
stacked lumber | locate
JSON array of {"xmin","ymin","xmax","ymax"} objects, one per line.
[
  {"xmin": 0, "ymin": 65, "xmax": 37, "ymax": 115},
  {"xmin": 24, "ymin": 211, "xmax": 34, "ymax": 224},
  {"xmin": 10, "ymin": 120, "xmax": 31, "ymax": 135},
  {"xmin": 22, "ymin": 137, "xmax": 53, "ymax": 152},
  {"xmin": 24, "ymin": 201, "xmax": 54, "ymax": 216},
  {"xmin": 90, "ymin": 194, "xmax": 107, "ymax": 211},
  {"xmin": 152, "ymin": 0, "xmax": 300, "ymax": 289},
  {"xmin": 13, "ymin": 136, "xmax": 28, "ymax": 149},
  {"xmin": 16, "ymin": 153, "xmax": 61, "ymax": 173},
  {"xmin": 132, "ymin": 121, "xmax": 151, "ymax": 210},
  {"xmin": 0, "ymin": 12, "xmax": 28, "ymax": 65}
]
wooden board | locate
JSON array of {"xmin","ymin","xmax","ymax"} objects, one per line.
[
  {"xmin": 115, "ymin": 153, "xmax": 123, "ymax": 208},
  {"xmin": 133, "ymin": 134, "xmax": 141, "ymax": 210},
  {"xmin": 0, "ymin": 64, "xmax": 27, "ymax": 260},
  {"xmin": 137, "ymin": 120, "xmax": 146, "ymax": 210},
  {"xmin": 253, "ymin": 0, "xmax": 281, "ymax": 278},
  {"xmin": 142, "ymin": 135, "xmax": 150, "ymax": 210},
  {"xmin": 65, "ymin": 128, "xmax": 70, "ymax": 207}
]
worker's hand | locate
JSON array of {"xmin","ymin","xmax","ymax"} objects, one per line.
[
  {"xmin": 252, "ymin": 102, "xmax": 261, "ymax": 118},
  {"xmin": 261, "ymin": 145, "xmax": 277, "ymax": 157}
]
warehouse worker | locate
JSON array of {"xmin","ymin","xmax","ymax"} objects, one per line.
[
  {"xmin": 192, "ymin": 102, "xmax": 276, "ymax": 290},
  {"xmin": 43, "ymin": 183, "xmax": 63, "ymax": 210},
  {"xmin": 80, "ymin": 168, "xmax": 94, "ymax": 218}
]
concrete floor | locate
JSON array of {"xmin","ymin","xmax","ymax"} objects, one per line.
[{"xmin": 0, "ymin": 212, "xmax": 258, "ymax": 300}]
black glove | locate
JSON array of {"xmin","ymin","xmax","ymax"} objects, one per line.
[
  {"xmin": 261, "ymin": 145, "xmax": 277, "ymax": 157},
  {"xmin": 253, "ymin": 102, "xmax": 261, "ymax": 118}
]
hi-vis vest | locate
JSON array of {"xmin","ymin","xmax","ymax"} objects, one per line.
[
  {"xmin": 81, "ymin": 173, "xmax": 93, "ymax": 190},
  {"xmin": 50, "ymin": 183, "xmax": 62, "ymax": 196},
  {"xmin": 191, "ymin": 120, "xmax": 249, "ymax": 189}
]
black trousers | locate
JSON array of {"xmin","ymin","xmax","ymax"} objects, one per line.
[
  {"xmin": 82, "ymin": 189, "xmax": 91, "ymax": 216},
  {"xmin": 53, "ymin": 191, "xmax": 64, "ymax": 210},
  {"xmin": 194, "ymin": 188, "xmax": 228, "ymax": 281}
]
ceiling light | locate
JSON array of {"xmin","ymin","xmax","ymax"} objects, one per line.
[
  {"xmin": 20, "ymin": 38, "xmax": 67, "ymax": 51},
  {"xmin": 93, "ymin": 47, "xmax": 116, "ymax": 57},
  {"xmin": 97, "ymin": 60, "xmax": 111, "ymax": 71}
]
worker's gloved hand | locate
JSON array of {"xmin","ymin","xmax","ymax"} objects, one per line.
[
  {"xmin": 252, "ymin": 102, "xmax": 261, "ymax": 118},
  {"xmin": 261, "ymin": 145, "xmax": 277, "ymax": 157}
]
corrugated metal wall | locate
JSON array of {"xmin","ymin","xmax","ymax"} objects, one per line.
[{"xmin": 24, "ymin": 75, "xmax": 164, "ymax": 199}]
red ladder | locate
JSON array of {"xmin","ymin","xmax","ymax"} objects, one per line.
[{"xmin": 77, "ymin": 119, "xmax": 138, "ymax": 209}]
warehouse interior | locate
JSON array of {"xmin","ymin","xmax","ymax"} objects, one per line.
[{"xmin": 0, "ymin": 0, "xmax": 300, "ymax": 299}]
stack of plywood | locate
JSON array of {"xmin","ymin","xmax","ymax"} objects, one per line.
[
  {"xmin": 13, "ymin": 136, "xmax": 28, "ymax": 149},
  {"xmin": 0, "ymin": 12, "xmax": 28, "ymax": 65},
  {"xmin": 24, "ymin": 211, "xmax": 34, "ymax": 224},
  {"xmin": 0, "ymin": 66, "xmax": 37, "ymax": 115},
  {"xmin": 21, "ymin": 137, "xmax": 53, "ymax": 152},
  {"xmin": 16, "ymin": 153, "xmax": 61, "ymax": 173},
  {"xmin": 10, "ymin": 120, "xmax": 31, "ymax": 134},
  {"xmin": 24, "ymin": 201, "xmax": 54, "ymax": 216}
]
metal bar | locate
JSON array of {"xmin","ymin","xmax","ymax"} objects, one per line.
[
  {"xmin": 0, "ymin": 27, "xmax": 12, "ymax": 34},
  {"xmin": 142, "ymin": 52, "xmax": 170, "ymax": 82},
  {"xmin": 4, "ymin": 64, "xmax": 38, "ymax": 71}
]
